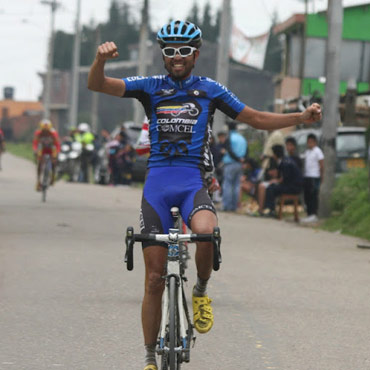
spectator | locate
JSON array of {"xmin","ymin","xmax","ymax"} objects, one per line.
[
  {"xmin": 263, "ymin": 144, "xmax": 303, "ymax": 217},
  {"xmin": 211, "ymin": 132, "xmax": 227, "ymax": 176},
  {"xmin": 254, "ymin": 159, "xmax": 279, "ymax": 215},
  {"xmin": 116, "ymin": 143, "xmax": 136, "ymax": 185},
  {"xmin": 301, "ymin": 134, "xmax": 324, "ymax": 223},
  {"xmin": 222, "ymin": 121, "xmax": 247, "ymax": 211},
  {"xmin": 259, "ymin": 129, "xmax": 285, "ymax": 181},
  {"xmin": 118, "ymin": 124, "xmax": 129, "ymax": 146},
  {"xmin": 107, "ymin": 134, "xmax": 121, "ymax": 185},
  {"xmin": 240, "ymin": 157, "xmax": 262, "ymax": 198},
  {"xmin": 285, "ymin": 136, "xmax": 303, "ymax": 170}
]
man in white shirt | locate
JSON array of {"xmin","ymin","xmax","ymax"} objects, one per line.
[{"xmin": 302, "ymin": 133, "xmax": 324, "ymax": 223}]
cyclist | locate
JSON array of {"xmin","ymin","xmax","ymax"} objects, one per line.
[
  {"xmin": 87, "ymin": 20, "xmax": 322, "ymax": 370},
  {"xmin": 32, "ymin": 119, "xmax": 61, "ymax": 191}
]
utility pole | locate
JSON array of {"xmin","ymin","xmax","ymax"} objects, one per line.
[
  {"xmin": 133, "ymin": 0, "xmax": 149, "ymax": 126},
  {"xmin": 41, "ymin": 0, "xmax": 60, "ymax": 120},
  {"xmin": 318, "ymin": 0, "xmax": 343, "ymax": 218},
  {"xmin": 214, "ymin": 0, "xmax": 232, "ymax": 134},
  {"xmin": 91, "ymin": 26, "xmax": 101, "ymax": 133},
  {"xmin": 343, "ymin": 78, "xmax": 357, "ymax": 125},
  {"xmin": 69, "ymin": 0, "xmax": 82, "ymax": 131},
  {"xmin": 299, "ymin": 0, "xmax": 308, "ymax": 96}
]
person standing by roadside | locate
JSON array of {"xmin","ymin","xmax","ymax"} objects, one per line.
[
  {"xmin": 222, "ymin": 121, "xmax": 247, "ymax": 211},
  {"xmin": 301, "ymin": 133, "xmax": 324, "ymax": 223}
]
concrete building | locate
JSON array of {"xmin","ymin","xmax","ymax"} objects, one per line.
[
  {"xmin": 0, "ymin": 87, "xmax": 43, "ymax": 141},
  {"xmin": 273, "ymin": 3, "xmax": 370, "ymax": 126}
]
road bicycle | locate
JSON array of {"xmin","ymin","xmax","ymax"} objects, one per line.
[
  {"xmin": 40, "ymin": 154, "xmax": 52, "ymax": 202},
  {"xmin": 125, "ymin": 207, "xmax": 221, "ymax": 369}
]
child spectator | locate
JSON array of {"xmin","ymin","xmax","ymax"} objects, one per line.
[
  {"xmin": 301, "ymin": 134, "xmax": 324, "ymax": 223},
  {"xmin": 285, "ymin": 136, "xmax": 303, "ymax": 170}
]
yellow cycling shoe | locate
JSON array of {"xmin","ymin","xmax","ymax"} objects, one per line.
[
  {"xmin": 192, "ymin": 292, "xmax": 214, "ymax": 334},
  {"xmin": 143, "ymin": 365, "xmax": 157, "ymax": 370}
]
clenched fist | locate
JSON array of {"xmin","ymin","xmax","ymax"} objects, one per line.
[
  {"xmin": 301, "ymin": 103, "xmax": 322, "ymax": 124},
  {"xmin": 96, "ymin": 41, "xmax": 119, "ymax": 61}
]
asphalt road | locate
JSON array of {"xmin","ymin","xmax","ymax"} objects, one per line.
[{"xmin": 1, "ymin": 153, "xmax": 370, "ymax": 370}]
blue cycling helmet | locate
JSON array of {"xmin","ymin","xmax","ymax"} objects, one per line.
[{"xmin": 157, "ymin": 20, "xmax": 202, "ymax": 48}]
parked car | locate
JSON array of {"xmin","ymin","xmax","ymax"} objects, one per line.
[{"xmin": 287, "ymin": 126, "xmax": 367, "ymax": 174}]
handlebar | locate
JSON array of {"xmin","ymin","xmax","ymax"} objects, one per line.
[{"xmin": 125, "ymin": 227, "xmax": 222, "ymax": 272}]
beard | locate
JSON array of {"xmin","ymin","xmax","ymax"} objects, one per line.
[{"xmin": 164, "ymin": 56, "xmax": 195, "ymax": 80}]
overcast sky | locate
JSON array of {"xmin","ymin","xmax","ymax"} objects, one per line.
[{"xmin": 0, "ymin": 0, "xmax": 368, "ymax": 101}]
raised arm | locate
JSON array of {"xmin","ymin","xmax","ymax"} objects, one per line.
[
  {"xmin": 87, "ymin": 41, "xmax": 126, "ymax": 97},
  {"xmin": 236, "ymin": 103, "xmax": 322, "ymax": 130}
]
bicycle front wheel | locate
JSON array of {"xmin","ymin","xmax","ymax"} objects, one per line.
[{"xmin": 168, "ymin": 276, "xmax": 181, "ymax": 369}]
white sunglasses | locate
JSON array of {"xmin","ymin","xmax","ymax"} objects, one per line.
[{"xmin": 161, "ymin": 46, "xmax": 197, "ymax": 58}]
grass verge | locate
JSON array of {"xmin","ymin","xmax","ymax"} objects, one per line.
[
  {"xmin": 6, "ymin": 142, "xmax": 34, "ymax": 162},
  {"xmin": 321, "ymin": 168, "xmax": 370, "ymax": 241}
]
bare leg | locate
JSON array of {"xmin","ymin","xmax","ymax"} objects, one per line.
[
  {"xmin": 191, "ymin": 210, "xmax": 217, "ymax": 334},
  {"xmin": 191, "ymin": 210, "xmax": 217, "ymax": 280},
  {"xmin": 37, "ymin": 158, "xmax": 42, "ymax": 183},
  {"xmin": 141, "ymin": 246, "xmax": 168, "ymax": 345}
]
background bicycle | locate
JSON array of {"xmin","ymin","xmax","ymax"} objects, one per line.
[{"xmin": 40, "ymin": 154, "xmax": 52, "ymax": 202}]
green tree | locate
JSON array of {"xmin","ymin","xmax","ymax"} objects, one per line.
[
  {"xmin": 53, "ymin": 31, "xmax": 73, "ymax": 70},
  {"xmin": 186, "ymin": 1, "xmax": 220, "ymax": 43},
  {"xmin": 188, "ymin": 2, "xmax": 200, "ymax": 26},
  {"xmin": 201, "ymin": 2, "xmax": 213, "ymax": 41},
  {"xmin": 263, "ymin": 11, "xmax": 283, "ymax": 74},
  {"xmin": 52, "ymin": 0, "xmax": 141, "ymax": 68}
]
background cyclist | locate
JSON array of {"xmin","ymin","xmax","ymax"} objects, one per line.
[
  {"xmin": 32, "ymin": 119, "xmax": 60, "ymax": 191},
  {"xmin": 87, "ymin": 20, "xmax": 321, "ymax": 370}
]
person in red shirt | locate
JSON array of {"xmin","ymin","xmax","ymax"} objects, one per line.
[{"xmin": 32, "ymin": 119, "xmax": 61, "ymax": 191}]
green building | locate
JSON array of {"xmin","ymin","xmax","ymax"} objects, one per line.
[{"xmin": 274, "ymin": 3, "xmax": 370, "ymax": 105}]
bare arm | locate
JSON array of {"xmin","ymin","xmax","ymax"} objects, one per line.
[
  {"xmin": 87, "ymin": 42, "xmax": 126, "ymax": 97},
  {"xmin": 236, "ymin": 103, "xmax": 322, "ymax": 130}
]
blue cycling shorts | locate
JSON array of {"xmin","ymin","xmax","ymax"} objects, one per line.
[{"xmin": 140, "ymin": 166, "xmax": 216, "ymax": 248}]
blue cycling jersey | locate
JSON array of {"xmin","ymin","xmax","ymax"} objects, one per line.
[{"xmin": 123, "ymin": 74, "xmax": 245, "ymax": 171}]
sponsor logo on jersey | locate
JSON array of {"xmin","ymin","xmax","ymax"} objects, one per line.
[
  {"xmin": 155, "ymin": 88, "xmax": 177, "ymax": 97},
  {"xmin": 155, "ymin": 99, "xmax": 202, "ymax": 157}
]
